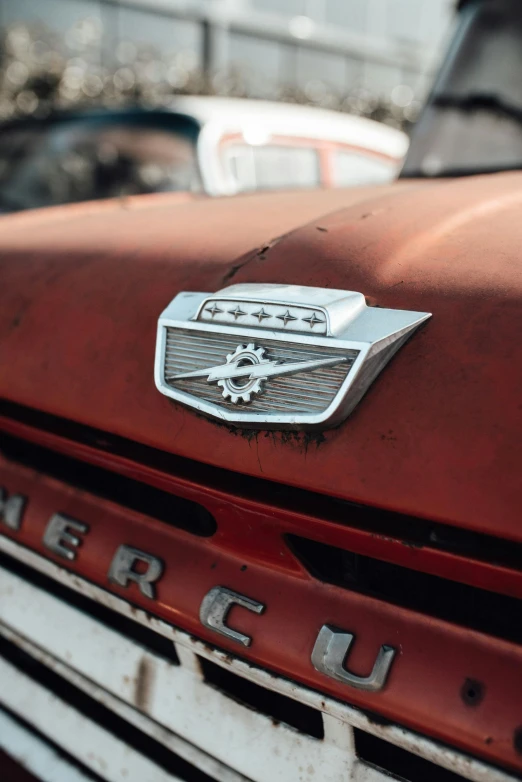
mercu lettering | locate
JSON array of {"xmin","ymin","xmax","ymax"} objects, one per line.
[{"xmin": 1, "ymin": 494, "xmax": 397, "ymax": 692}]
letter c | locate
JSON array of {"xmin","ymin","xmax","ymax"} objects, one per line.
[{"xmin": 200, "ymin": 586, "xmax": 264, "ymax": 646}]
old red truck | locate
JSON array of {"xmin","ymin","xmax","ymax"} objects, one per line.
[{"xmin": 0, "ymin": 1, "xmax": 521, "ymax": 780}]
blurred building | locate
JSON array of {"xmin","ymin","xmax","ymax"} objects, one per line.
[{"xmin": 0, "ymin": 0, "xmax": 455, "ymax": 120}]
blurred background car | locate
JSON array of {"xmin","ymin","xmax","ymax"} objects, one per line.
[
  {"xmin": 0, "ymin": 98, "xmax": 408, "ymax": 211},
  {"xmin": 0, "ymin": 0, "xmax": 454, "ymax": 211}
]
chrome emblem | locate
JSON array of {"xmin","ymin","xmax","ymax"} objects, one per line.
[
  {"xmin": 155, "ymin": 283, "xmax": 431, "ymax": 429},
  {"xmin": 171, "ymin": 342, "xmax": 348, "ymax": 405}
]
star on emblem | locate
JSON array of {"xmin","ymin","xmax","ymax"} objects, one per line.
[
  {"xmin": 205, "ymin": 303, "xmax": 224, "ymax": 318},
  {"xmin": 228, "ymin": 306, "xmax": 247, "ymax": 320},
  {"xmin": 302, "ymin": 312, "xmax": 325, "ymax": 329},
  {"xmin": 252, "ymin": 307, "xmax": 271, "ymax": 323},
  {"xmin": 276, "ymin": 309, "xmax": 297, "ymax": 327}
]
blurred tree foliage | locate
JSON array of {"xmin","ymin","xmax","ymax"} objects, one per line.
[{"xmin": 0, "ymin": 20, "xmax": 420, "ymax": 128}]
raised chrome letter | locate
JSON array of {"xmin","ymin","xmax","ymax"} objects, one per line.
[
  {"xmin": 200, "ymin": 586, "xmax": 264, "ymax": 646},
  {"xmin": 43, "ymin": 513, "xmax": 89, "ymax": 560},
  {"xmin": 108, "ymin": 545, "xmax": 163, "ymax": 599},
  {"xmin": 311, "ymin": 625, "xmax": 396, "ymax": 692},
  {"xmin": 0, "ymin": 488, "xmax": 26, "ymax": 531}
]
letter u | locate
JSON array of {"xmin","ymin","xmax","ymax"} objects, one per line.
[{"xmin": 311, "ymin": 624, "xmax": 396, "ymax": 692}]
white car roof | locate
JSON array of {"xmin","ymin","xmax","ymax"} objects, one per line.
[{"xmin": 167, "ymin": 95, "xmax": 408, "ymax": 159}]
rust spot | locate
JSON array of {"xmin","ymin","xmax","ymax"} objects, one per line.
[
  {"xmin": 461, "ymin": 678, "xmax": 485, "ymax": 707},
  {"xmin": 256, "ymin": 234, "xmax": 283, "ymax": 259},
  {"xmin": 400, "ymin": 539, "xmax": 423, "ymax": 549},
  {"xmin": 134, "ymin": 656, "xmax": 154, "ymax": 712},
  {"xmin": 221, "ymin": 234, "xmax": 284, "ymax": 285},
  {"xmin": 361, "ymin": 708, "xmax": 393, "ymax": 727},
  {"xmin": 316, "ymin": 226, "xmax": 328, "ymax": 232},
  {"xmin": 222, "ymin": 262, "xmax": 244, "ymax": 285}
]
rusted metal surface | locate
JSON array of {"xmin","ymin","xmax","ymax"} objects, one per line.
[
  {"xmin": 1, "ymin": 451, "xmax": 522, "ymax": 775},
  {"xmin": 1, "ymin": 175, "xmax": 522, "ymax": 778},
  {"xmin": 0, "ymin": 176, "xmax": 520, "ymax": 540}
]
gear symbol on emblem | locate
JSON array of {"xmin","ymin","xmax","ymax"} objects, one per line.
[{"xmin": 218, "ymin": 343, "xmax": 268, "ymax": 404}]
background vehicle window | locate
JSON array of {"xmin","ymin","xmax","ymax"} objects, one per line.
[
  {"xmin": 223, "ymin": 144, "xmax": 320, "ymax": 192},
  {"xmin": 331, "ymin": 151, "xmax": 398, "ymax": 186},
  {"xmin": 0, "ymin": 116, "xmax": 202, "ymax": 212}
]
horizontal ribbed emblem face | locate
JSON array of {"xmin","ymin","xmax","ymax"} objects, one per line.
[{"xmin": 154, "ymin": 283, "xmax": 431, "ymax": 430}]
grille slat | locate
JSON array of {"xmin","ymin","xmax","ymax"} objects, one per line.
[
  {"xmin": 0, "ymin": 654, "xmax": 183, "ymax": 782},
  {"xmin": 0, "ymin": 561, "xmax": 331, "ymax": 782},
  {"xmin": 0, "ymin": 708, "xmax": 101, "ymax": 782},
  {"xmin": 164, "ymin": 328, "xmax": 355, "ymax": 415},
  {"xmin": 165, "ymin": 360, "xmax": 344, "ymax": 392},
  {"xmin": 166, "ymin": 370, "xmax": 343, "ymax": 398},
  {"xmin": 0, "ymin": 435, "xmax": 216, "ymax": 538},
  {"xmin": 287, "ymin": 534, "xmax": 522, "ymax": 644}
]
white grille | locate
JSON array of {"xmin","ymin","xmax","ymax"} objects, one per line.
[
  {"xmin": 0, "ymin": 535, "xmax": 516, "ymax": 782},
  {"xmin": 165, "ymin": 328, "xmax": 357, "ymax": 414}
]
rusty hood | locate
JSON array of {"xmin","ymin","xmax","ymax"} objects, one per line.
[{"xmin": 0, "ymin": 176, "xmax": 521, "ymax": 541}]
